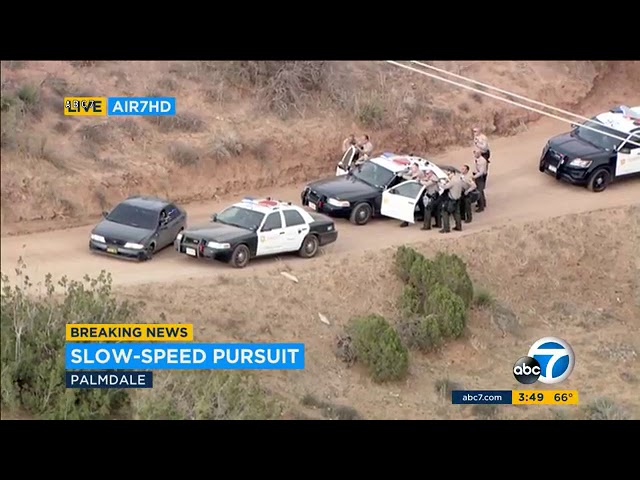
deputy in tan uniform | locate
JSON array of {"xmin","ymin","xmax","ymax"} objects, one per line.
[
  {"xmin": 358, "ymin": 134, "xmax": 373, "ymax": 160},
  {"xmin": 472, "ymin": 149, "xmax": 488, "ymax": 212},
  {"xmin": 342, "ymin": 134, "xmax": 356, "ymax": 152},
  {"xmin": 472, "ymin": 127, "xmax": 490, "ymax": 161},
  {"xmin": 420, "ymin": 170, "xmax": 441, "ymax": 230},
  {"xmin": 439, "ymin": 171, "xmax": 465, "ymax": 233},
  {"xmin": 460, "ymin": 165, "xmax": 477, "ymax": 223}
]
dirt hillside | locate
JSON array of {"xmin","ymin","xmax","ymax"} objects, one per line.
[{"xmin": 2, "ymin": 60, "xmax": 638, "ymax": 234}]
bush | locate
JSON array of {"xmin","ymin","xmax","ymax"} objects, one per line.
[
  {"xmin": 346, "ymin": 314, "xmax": 409, "ymax": 383},
  {"xmin": 473, "ymin": 288, "xmax": 495, "ymax": 308},
  {"xmin": 168, "ymin": 142, "xmax": 200, "ymax": 166},
  {"xmin": 424, "ymin": 284, "xmax": 467, "ymax": 339},
  {"xmin": 393, "ymin": 246, "xmax": 472, "ymax": 349},
  {"xmin": 583, "ymin": 398, "xmax": 629, "ymax": 420},
  {"xmin": 17, "ymin": 84, "xmax": 40, "ymax": 107},
  {"xmin": 0, "ymin": 260, "xmax": 138, "ymax": 419},
  {"xmin": 134, "ymin": 371, "xmax": 282, "ymax": 420},
  {"xmin": 432, "ymin": 252, "xmax": 474, "ymax": 308},
  {"xmin": 394, "ymin": 245, "xmax": 424, "ymax": 282},
  {"xmin": 397, "ymin": 314, "xmax": 443, "ymax": 352}
]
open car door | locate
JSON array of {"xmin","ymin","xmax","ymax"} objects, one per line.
[
  {"xmin": 336, "ymin": 146, "xmax": 360, "ymax": 176},
  {"xmin": 381, "ymin": 180, "xmax": 425, "ymax": 224},
  {"xmin": 615, "ymin": 133, "xmax": 640, "ymax": 177}
]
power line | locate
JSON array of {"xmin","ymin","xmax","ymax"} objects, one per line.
[
  {"xmin": 385, "ymin": 60, "xmax": 639, "ymax": 148},
  {"xmin": 410, "ymin": 60, "xmax": 599, "ymax": 126}
]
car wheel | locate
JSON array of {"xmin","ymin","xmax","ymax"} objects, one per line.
[
  {"xmin": 144, "ymin": 242, "xmax": 156, "ymax": 261},
  {"xmin": 349, "ymin": 202, "xmax": 372, "ymax": 225},
  {"xmin": 229, "ymin": 244, "xmax": 250, "ymax": 268},
  {"xmin": 587, "ymin": 168, "xmax": 611, "ymax": 192},
  {"xmin": 298, "ymin": 234, "xmax": 319, "ymax": 258}
]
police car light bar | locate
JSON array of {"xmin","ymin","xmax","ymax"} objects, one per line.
[{"xmin": 242, "ymin": 196, "xmax": 257, "ymax": 202}]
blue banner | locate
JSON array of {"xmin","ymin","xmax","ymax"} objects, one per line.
[
  {"xmin": 65, "ymin": 371, "xmax": 153, "ymax": 388},
  {"xmin": 451, "ymin": 390, "xmax": 513, "ymax": 405},
  {"xmin": 65, "ymin": 343, "xmax": 305, "ymax": 370},
  {"xmin": 107, "ymin": 97, "xmax": 175, "ymax": 116}
]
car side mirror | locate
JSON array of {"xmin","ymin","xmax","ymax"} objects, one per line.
[
  {"xmin": 619, "ymin": 147, "xmax": 630, "ymax": 154},
  {"xmin": 211, "ymin": 213, "xmax": 217, "ymax": 222},
  {"xmin": 102, "ymin": 211, "xmax": 108, "ymax": 218}
]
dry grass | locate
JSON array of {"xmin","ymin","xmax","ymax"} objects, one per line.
[
  {"xmin": 168, "ymin": 142, "xmax": 200, "ymax": 166},
  {"xmin": 111, "ymin": 206, "xmax": 639, "ymax": 420},
  {"xmin": 145, "ymin": 113, "xmax": 206, "ymax": 133}
]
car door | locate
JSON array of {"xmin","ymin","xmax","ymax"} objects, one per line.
[
  {"xmin": 282, "ymin": 209, "xmax": 308, "ymax": 252},
  {"xmin": 336, "ymin": 146, "xmax": 358, "ymax": 176},
  {"xmin": 257, "ymin": 211, "xmax": 287, "ymax": 256},
  {"xmin": 381, "ymin": 180, "xmax": 426, "ymax": 224},
  {"xmin": 163, "ymin": 204, "xmax": 183, "ymax": 247},
  {"xmin": 157, "ymin": 209, "xmax": 173, "ymax": 248},
  {"xmin": 615, "ymin": 133, "xmax": 640, "ymax": 177}
]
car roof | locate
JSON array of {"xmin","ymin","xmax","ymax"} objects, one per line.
[
  {"xmin": 593, "ymin": 105, "xmax": 640, "ymax": 136},
  {"xmin": 122, "ymin": 195, "xmax": 170, "ymax": 210},
  {"xmin": 370, "ymin": 153, "xmax": 452, "ymax": 179},
  {"xmin": 230, "ymin": 197, "xmax": 299, "ymax": 215}
]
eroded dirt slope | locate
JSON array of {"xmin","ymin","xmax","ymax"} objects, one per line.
[{"xmin": 2, "ymin": 60, "xmax": 638, "ymax": 233}]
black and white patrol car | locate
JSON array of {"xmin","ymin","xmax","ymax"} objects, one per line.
[
  {"xmin": 539, "ymin": 105, "xmax": 640, "ymax": 192},
  {"xmin": 301, "ymin": 152, "xmax": 455, "ymax": 225},
  {"xmin": 174, "ymin": 197, "xmax": 338, "ymax": 268}
]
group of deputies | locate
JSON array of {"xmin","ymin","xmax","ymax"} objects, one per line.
[{"xmin": 398, "ymin": 127, "xmax": 490, "ymax": 234}]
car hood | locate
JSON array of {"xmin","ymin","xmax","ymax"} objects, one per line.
[
  {"xmin": 92, "ymin": 220, "xmax": 154, "ymax": 243},
  {"xmin": 549, "ymin": 133, "xmax": 605, "ymax": 159},
  {"xmin": 183, "ymin": 222, "xmax": 252, "ymax": 242},
  {"xmin": 307, "ymin": 174, "xmax": 379, "ymax": 198}
]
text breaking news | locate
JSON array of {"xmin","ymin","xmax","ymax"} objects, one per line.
[
  {"xmin": 65, "ymin": 371, "xmax": 153, "ymax": 389},
  {"xmin": 63, "ymin": 97, "xmax": 176, "ymax": 116},
  {"xmin": 65, "ymin": 343, "xmax": 305, "ymax": 370},
  {"xmin": 65, "ymin": 323, "xmax": 193, "ymax": 341},
  {"xmin": 451, "ymin": 390, "xmax": 579, "ymax": 405}
]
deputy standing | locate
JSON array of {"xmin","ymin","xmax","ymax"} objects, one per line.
[
  {"xmin": 342, "ymin": 134, "xmax": 357, "ymax": 152},
  {"xmin": 460, "ymin": 165, "xmax": 477, "ymax": 223},
  {"xmin": 420, "ymin": 170, "xmax": 441, "ymax": 230},
  {"xmin": 472, "ymin": 149, "xmax": 488, "ymax": 212},
  {"xmin": 358, "ymin": 134, "xmax": 373, "ymax": 160},
  {"xmin": 439, "ymin": 172, "xmax": 464, "ymax": 233},
  {"xmin": 472, "ymin": 127, "xmax": 491, "ymax": 161}
]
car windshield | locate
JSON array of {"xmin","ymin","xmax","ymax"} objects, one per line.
[
  {"xmin": 350, "ymin": 161, "xmax": 395, "ymax": 188},
  {"xmin": 106, "ymin": 203, "xmax": 158, "ymax": 230},
  {"xmin": 216, "ymin": 206, "xmax": 265, "ymax": 230},
  {"xmin": 573, "ymin": 119, "xmax": 624, "ymax": 152}
]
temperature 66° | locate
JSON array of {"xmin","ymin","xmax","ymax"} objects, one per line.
[{"xmin": 554, "ymin": 393, "xmax": 571, "ymax": 402}]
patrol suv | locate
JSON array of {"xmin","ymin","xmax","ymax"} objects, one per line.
[
  {"xmin": 539, "ymin": 105, "xmax": 640, "ymax": 192},
  {"xmin": 301, "ymin": 153, "xmax": 454, "ymax": 225},
  {"xmin": 175, "ymin": 197, "xmax": 337, "ymax": 268}
]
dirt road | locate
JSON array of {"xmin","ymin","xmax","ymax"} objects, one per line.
[{"xmin": 1, "ymin": 119, "xmax": 638, "ymax": 287}]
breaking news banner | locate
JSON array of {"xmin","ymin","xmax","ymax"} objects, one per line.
[
  {"xmin": 65, "ymin": 323, "xmax": 194, "ymax": 342},
  {"xmin": 63, "ymin": 96, "xmax": 176, "ymax": 116},
  {"xmin": 66, "ymin": 371, "xmax": 153, "ymax": 389},
  {"xmin": 65, "ymin": 343, "xmax": 306, "ymax": 370},
  {"xmin": 451, "ymin": 390, "xmax": 579, "ymax": 405}
]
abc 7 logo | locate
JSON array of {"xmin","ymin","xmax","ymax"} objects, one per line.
[
  {"xmin": 513, "ymin": 356, "xmax": 542, "ymax": 384},
  {"xmin": 513, "ymin": 337, "xmax": 575, "ymax": 385}
]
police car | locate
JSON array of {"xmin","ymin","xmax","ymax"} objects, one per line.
[
  {"xmin": 539, "ymin": 105, "xmax": 640, "ymax": 192},
  {"xmin": 301, "ymin": 152, "xmax": 455, "ymax": 225},
  {"xmin": 175, "ymin": 197, "xmax": 338, "ymax": 268}
]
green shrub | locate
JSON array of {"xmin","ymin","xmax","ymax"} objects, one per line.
[
  {"xmin": 473, "ymin": 288, "xmax": 495, "ymax": 307},
  {"xmin": 347, "ymin": 314, "xmax": 409, "ymax": 383},
  {"xmin": 408, "ymin": 256, "xmax": 439, "ymax": 298},
  {"xmin": 425, "ymin": 284, "xmax": 467, "ymax": 338},
  {"xmin": 394, "ymin": 245, "xmax": 424, "ymax": 282},
  {"xmin": 0, "ymin": 260, "xmax": 138, "ymax": 419},
  {"xmin": 17, "ymin": 84, "xmax": 40, "ymax": 106},
  {"xmin": 432, "ymin": 252, "xmax": 474, "ymax": 308},
  {"xmin": 134, "ymin": 371, "xmax": 282, "ymax": 420},
  {"xmin": 398, "ymin": 284, "xmax": 422, "ymax": 316},
  {"xmin": 397, "ymin": 314, "xmax": 443, "ymax": 352}
]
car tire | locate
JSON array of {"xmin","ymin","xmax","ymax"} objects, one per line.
[
  {"xmin": 229, "ymin": 244, "xmax": 250, "ymax": 268},
  {"xmin": 587, "ymin": 168, "xmax": 611, "ymax": 192},
  {"xmin": 298, "ymin": 234, "xmax": 319, "ymax": 258},
  {"xmin": 349, "ymin": 202, "xmax": 372, "ymax": 225},
  {"xmin": 144, "ymin": 242, "xmax": 156, "ymax": 261}
]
